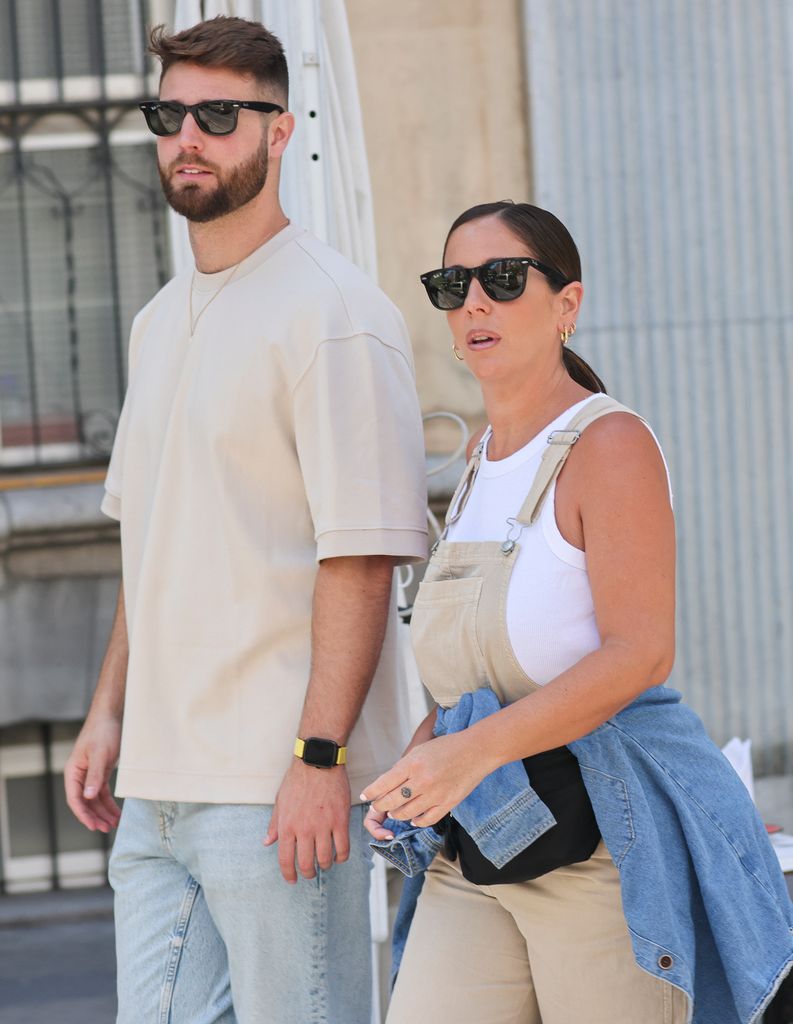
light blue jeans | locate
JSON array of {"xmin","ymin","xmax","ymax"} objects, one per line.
[{"xmin": 108, "ymin": 799, "xmax": 373, "ymax": 1024}]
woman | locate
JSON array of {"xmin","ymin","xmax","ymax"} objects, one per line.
[{"xmin": 362, "ymin": 202, "xmax": 793, "ymax": 1024}]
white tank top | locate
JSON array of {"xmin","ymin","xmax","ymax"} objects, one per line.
[{"xmin": 445, "ymin": 395, "xmax": 672, "ymax": 686}]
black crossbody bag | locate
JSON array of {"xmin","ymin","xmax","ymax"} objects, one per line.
[{"xmin": 435, "ymin": 745, "xmax": 601, "ymax": 886}]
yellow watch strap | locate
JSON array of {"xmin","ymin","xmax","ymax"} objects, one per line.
[{"xmin": 294, "ymin": 738, "xmax": 305, "ymax": 759}]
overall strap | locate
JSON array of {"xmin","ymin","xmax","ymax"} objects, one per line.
[
  {"xmin": 441, "ymin": 430, "xmax": 489, "ymax": 536},
  {"xmin": 515, "ymin": 396, "xmax": 639, "ymax": 526}
]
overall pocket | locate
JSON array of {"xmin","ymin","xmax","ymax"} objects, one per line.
[{"xmin": 410, "ymin": 575, "xmax": 488, "ymax": 706}]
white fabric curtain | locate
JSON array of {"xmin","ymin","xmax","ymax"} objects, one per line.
[{"xmin": 168, "ymin": 0, "xmax": 377, "ymax": 279}]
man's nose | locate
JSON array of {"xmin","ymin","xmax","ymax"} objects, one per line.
[{"xmin": 176, "ymin": 111, "xmax": 205, "ymax": 149}]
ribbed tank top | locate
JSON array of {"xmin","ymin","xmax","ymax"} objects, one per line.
[{"xmin": 445, "ymin": 395, "xmax": 671, "ymax": 685}]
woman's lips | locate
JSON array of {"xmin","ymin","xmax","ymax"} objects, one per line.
[{"xmin": 466, "ymin": 329, "xmax": 501, "ymax": 351}]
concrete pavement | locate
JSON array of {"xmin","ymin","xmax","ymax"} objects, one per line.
[{"xmin": 0, "ymin": 887, "xmax": 115, "ymax": 1024}]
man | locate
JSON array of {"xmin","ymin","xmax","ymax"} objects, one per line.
[{"xmin": 64, "ymin": 16, "xmax": 427, "ymax": 1024}]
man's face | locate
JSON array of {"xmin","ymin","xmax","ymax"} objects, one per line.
[{"xmin": 156, "ymin": 63, "xmax": 278, "ymax": 223}]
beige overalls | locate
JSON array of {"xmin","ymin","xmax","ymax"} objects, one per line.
[{"xmin": 386, "ymin": 397, "xmax": 687, "ymax": 1024}]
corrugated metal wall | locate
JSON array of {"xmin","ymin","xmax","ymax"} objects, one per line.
[{"xmin": 523, "ymin": 0, "xmax": 793, "ymax": 773}]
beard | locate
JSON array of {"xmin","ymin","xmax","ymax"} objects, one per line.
[{"xmin": 159, "ymin": 139, "xmax": 269, "ymax": 223}]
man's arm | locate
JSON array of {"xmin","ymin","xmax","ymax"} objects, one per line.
[
  {"xmin": 264, "ymin": 554, "xmax": 395, "ymax": 883},
  {"xmin": 64, "ymin": 581, "xmax": 127, "ymax": 832}
]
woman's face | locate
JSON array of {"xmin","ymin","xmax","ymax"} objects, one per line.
[{"xmin": 443, "ymin": 214, "xmax": 576, "ymax": 385}]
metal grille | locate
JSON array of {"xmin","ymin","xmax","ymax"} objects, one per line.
[{"xmin": 0, "ymin": 0, "xmax": 171, "ymax": 469}]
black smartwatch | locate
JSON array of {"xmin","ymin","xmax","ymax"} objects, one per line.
[{"xmin": 294, "ymin": 736, "xmax": 347, "ymax": 769}]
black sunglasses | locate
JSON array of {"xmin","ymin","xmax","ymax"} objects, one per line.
[
  {"xmin": 420, "ymin": 257, "xmax": 569, "ymax": 310},
  {"xmin": 139, "ymin": 99, "xmax": 284, "ymax": 137}
]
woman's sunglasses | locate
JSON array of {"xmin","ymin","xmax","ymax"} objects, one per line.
[
  {"xmin": 420, "ymin": 257, "xmax": 569, "ymax": 310},
  {"xmin": 139, "ymin": 100, "xmax": 284, "ymax": 137}
]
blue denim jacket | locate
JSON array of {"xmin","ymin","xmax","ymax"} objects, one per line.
[
  {"xmin": 370, "ymin": 689, "xmax": 553, "ymax": 875},
  {"xmin": 376, "ymin": 685, "xmax": 793, "ymax": 1024}
]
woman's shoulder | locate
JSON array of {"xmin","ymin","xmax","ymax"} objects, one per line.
[
  {"xmin": 571, "ymin": 406, "xmax": 672, "ymax": 502},
  {"xmin": 577, "ymin": 406, "xmax": 661, "ymax": 459}
]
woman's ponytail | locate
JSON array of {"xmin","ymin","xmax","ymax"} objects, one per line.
[{"xmin": 562, "ymin": 347, "xmax": 606, "ymax": 394}]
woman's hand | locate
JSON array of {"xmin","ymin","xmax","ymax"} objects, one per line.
[
  {"xmin": 361, "ymin": 732, "xmax": 489, "ymax": 829},
  {"xmin": 363, "ymin": 705, "xmax": 441, "ymax": 839},
  {"xmin": 363, "ymin": 803, "xmax": 394, "ymax": 841}
]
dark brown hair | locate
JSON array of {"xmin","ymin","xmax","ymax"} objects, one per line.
[
  {"xmin": 149, "ymin": 16, "xmax": 289, "ymax": 105},
  {"xmin": 444, "ymin": 201, "xmax": 606, "ymax": 394}
]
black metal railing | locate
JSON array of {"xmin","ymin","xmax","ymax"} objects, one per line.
[{"xmin": 0, "ymin": 0, "xmax": 171, "ymax": 469}]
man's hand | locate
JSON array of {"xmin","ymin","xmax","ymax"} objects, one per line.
[
  {"xmin": 64, "ymin": 714, "xmax": 122, "ymax": 833},
  {"xmin": 65, "ymin": 582, "xmax": 127, "ymax": 834},
  {"xmin": 263, "ymin": 759, "xmax": 351, "ymax": 884},
  {"xmin": 263, "ymin": 555, "xmax": 393, "ymax": 883}
]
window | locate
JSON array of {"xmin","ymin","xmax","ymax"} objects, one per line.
[
  {"xmin": 0, "ymin": 0, "xmax": 173, "ymax": 468},
  {"xmin": 0, "ymin": 723, "xmax": 110, "ymax": 893}
]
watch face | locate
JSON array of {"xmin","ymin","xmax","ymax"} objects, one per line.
[{"xmin": 303, "ymin": 737, "xmax": 338, "ymax": 768}]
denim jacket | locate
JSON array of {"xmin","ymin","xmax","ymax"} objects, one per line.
[
  {"xmin": 370, "ymin": 688, "xmax": 553, "ymax": 876},
  {"xmin": 376, "ymin": 685, "xmax": 793, "ymax": 1024}
]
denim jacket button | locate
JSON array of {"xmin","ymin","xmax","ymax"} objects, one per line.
[{"xmin": 658, "ymin": 954, "xmax": 674, "ymax": 970}]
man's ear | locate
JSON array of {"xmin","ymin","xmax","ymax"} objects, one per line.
[{"xmin": 268, "ymin": 111, "xmax": 295, "ymax": 159}]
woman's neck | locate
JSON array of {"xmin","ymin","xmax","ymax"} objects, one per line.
[{"xmin": 482, "ymin": 368, "xmax": 591, "ymax": 461}]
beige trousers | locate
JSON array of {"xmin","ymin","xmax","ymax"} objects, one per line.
[{"xmin": 386, "ymin": 844, "xmax": 689, "ymax": 1024}]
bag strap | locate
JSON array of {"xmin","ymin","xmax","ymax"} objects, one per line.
[{"xmin": 515, "ymin": 396, "xmax": 641, "ymax": 526}]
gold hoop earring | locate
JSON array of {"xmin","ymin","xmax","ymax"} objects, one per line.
[
  {"xmin": 452, "ymin": 345, "xmax": 464, "ymax": 361},
  {"xmin": 561, "ymin": 324, "xmax": 576, "ymax": 345}
]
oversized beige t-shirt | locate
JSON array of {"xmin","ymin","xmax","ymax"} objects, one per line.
[{"xmin": 103, "ymin": 225, "xmax": 428, "ymax": 803}]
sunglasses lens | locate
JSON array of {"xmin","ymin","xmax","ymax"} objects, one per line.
[
  {"xmin": 424, "ymin": 269, "xmax": 467, "ymax": 310},
  {"xmin": 195, "ymin": 101, "xmax": 238, "ymax": 135},
  {"xmin": 480, "ymin": 260, "xmax": 527, "ymax": 301},
  {"xmin": 143, "ymin": 103, "xmax": 184, "ymax": 136}
]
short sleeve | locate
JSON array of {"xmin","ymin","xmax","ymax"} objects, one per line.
[
  {"xmin": 100, "ymin": 393, "xmax": 129, "ymax": 522},
  {"xmin": 100, "ymin": 308, "xmax": 148, "ymax": 523},
  {"xmin": 292, "ymin": 333, "xmax": 428, "ymax": 563}
]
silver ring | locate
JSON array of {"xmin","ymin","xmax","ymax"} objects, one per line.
[{"xmin": 401, "ymin": 786, "xmax": 412, "ymax": 800}]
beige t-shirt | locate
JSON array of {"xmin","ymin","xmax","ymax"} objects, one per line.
[{"xmin": 103, "ymin": 225, "xmax": 428, "ymax": 803}]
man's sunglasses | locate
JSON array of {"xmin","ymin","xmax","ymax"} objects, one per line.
[
  {"xmin": 420, "ymin": 257, "xmax": 569, "ymax": 310},
  {"xmin": 139, "ymin": 100, "xmax": 284, "ymax": 137}
]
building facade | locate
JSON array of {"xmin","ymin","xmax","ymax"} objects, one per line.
[{"xmin": 1, "ymin": 0, "xmax": 791, "ymax": 896}]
